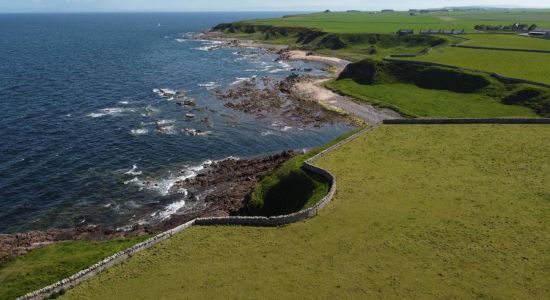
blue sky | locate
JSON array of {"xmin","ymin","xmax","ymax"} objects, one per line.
[{"xmin": 0, "ymin": 0, "xmax": 547, "ymax": 13}]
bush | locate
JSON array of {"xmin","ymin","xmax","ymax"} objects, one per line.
[
  {"xmin": 415, "ymin": 67, "xmax": 491, "ymax": 93},
  {"xmin": 502, "ymin": 87, "xmax": 550, "ymax": 117}
]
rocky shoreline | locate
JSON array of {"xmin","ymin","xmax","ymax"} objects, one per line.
[
  {"xmin": 0, "ymin": 152, "xmax": 294, "ymax": 261},
  {"xmin": 1, "ymin": 31, "xmax": 361, "ymax": 262}
]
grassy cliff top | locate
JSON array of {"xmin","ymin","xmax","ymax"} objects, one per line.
[{"xmin": 63, "ymin": 125, "xmax": 550, "ymax": 299}]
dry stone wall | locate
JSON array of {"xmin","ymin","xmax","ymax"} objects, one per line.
[{"xmin": 17, "ymin": 127, "xmax": 373, "ymax": 300}]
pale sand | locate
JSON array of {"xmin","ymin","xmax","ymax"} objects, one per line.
[
  {"xmin": 294, "ymin": 78, "xmax": 402, "ymax": 125},
  {"xmin": 286, "ymin": 50, "xmax": 350, "ymax": 73}
]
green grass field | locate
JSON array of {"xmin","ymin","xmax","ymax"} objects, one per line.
[
  {"xmin": 0, "ymin": 237, "xmax": 148, "ymax": 300},
  {"xmin": 461, "ymin": 34, "xmax": 550, "ymax": 51},
  {"xmin": 406, "ymin": 47, "xmax": 550, "ymax": 84},
  {"xmin": 327, "ymin": 79, "xmax": 538, "ymax": 118},
  {"xmin": 62, "ymin": 125, "xmax": 550, "ymax": 299},
  {"xmin": 246, "ymin": 10, "xmax": 550, "ymax": 34}
]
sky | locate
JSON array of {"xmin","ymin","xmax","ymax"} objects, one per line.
[{"xmin": 0, "ymin": 0, "xmax": 548, "ymax": 13}]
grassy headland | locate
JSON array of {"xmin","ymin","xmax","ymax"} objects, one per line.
[
  {"xmin": 63, "ymin": 125, "xmax": 550, "ymax": 299},
  {"xmin": 214, "ymin": 10, "xmax": 550, "ymax": 116},
  {"xmin": 0, "ymin": 236, "xmax": 148, "ymax": 300},
  {"xmin": 328, "ymin": 59, "xmax": 548, "ymax": 117}
]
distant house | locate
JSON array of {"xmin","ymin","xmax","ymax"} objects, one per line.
[
  {"xmin": 397, "ymin": 29, "xmax": 414, "ymax": 35},
  {"xmin": 421, "ymin": 29, "xmax": 441, "ymax": 35},
  {"xmin": 381, "ymin": 9, "xmax": 394, "ymax": 13},
  {"xmin": 529, "ymin": 28, "xmax": 550, "ymax": 37},
  {"xmin": 514, "ymin": 23, "xmax": 530, "ymax": 31}
]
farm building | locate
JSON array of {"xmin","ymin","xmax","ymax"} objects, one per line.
[
  {"xmin": 529, "ymin": 28, "xmax": 550, "ymax": 37},
  {"xmin": 420, "ymin": 29, "xmax": 464, "ymax": 35},
  {"xmin": 396, "ymin": 29, "xmax": 414, "ymax": 35}
]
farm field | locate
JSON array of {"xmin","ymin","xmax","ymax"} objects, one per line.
[
  {"xmin": 0, "ymin": 236, "xmax": 148, "ymax": 300},
  {"xmin": 245, "ymin": 10, "xmax": 550, "ymax": 34},
  {"xmin": 405, "ymin": 47, "xmax": 550, "ymax": 84},
  {"xmin": 326, "ymin": 79, "xmax": 538, "ymax": 118},
  {"xmin": 461, "ymin": 34, "xmax": 550, "ymax": 51},
  {"xmin": 62, "ymin": 125, "xmax": 550, "ymax": 300}
]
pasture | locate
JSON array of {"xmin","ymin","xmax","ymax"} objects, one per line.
[
  {"xmin": 326, "ymin": 79, "xmax": 538, "ymax": 118},
  {"xmin": 62, "ymin": 125, "xmax": 550, "ymax": 300},
  {"xmin": 245, "ymin": 10, "xmax": 550, "ymax": 34},
  {"xmin": 0, "ymin": 236, "xmax": 148, "ymax": 300},
  {"xmin": 406, "ymin": 47, "xmax": 550, "ymax": 84}
]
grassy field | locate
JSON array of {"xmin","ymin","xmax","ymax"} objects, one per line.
[
  {"xmin": 246, "ymin": 10, "xmax": 550, "ymax": 34},
  {"xmin": 406, "ymin": 47, "xmax": 550, "ymax": 84},
  {"xmin": 0, "ymin": 236, "xmax": 148, "ymax": 300},
  {"xmin": 327, "ymin": 79, "xmax": 538, "ymax": 118},
  {"xmin": 62, "ymin": 125, "xmax": 550, "ymax": 299},
  {"xmin": 462, "ymin": 34, "xmax": 550, "ymax": 51}
]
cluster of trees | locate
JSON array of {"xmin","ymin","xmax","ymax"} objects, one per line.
[{"xmin": 474, "ymin": 24, "xmax": 537, "ymax": 32}]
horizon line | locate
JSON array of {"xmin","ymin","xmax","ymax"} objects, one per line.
[{"xmin": 1, "ymin": 7, "xmax": 550, "ymax": 14}]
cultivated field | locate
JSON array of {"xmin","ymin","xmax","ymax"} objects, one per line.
[
  {"xmin": 246, "ymin": 10, "xmax": 550, "ymax": 34},
  {"xmin": 62, "ymin": 125, "xmax": 550, "ymax": 299}
]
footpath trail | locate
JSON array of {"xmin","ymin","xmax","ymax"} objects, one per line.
[
  {"xmin": 294, "ymin": 78, "xmax": 402, "ymax": 125},
  {"xmin": 286, "ymin": 50, "xmax": 402, "ymax": 125}
]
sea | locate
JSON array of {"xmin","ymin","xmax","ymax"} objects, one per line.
[{"xmin": 0, "ymin": 12, "xmax": 353, "ymax": 233}]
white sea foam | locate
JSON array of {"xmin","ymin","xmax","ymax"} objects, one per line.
[
  {"xmin": 125, "ymin": 164, "xmax": 143, "ymax": 176},
  {"xmin": 124, "ymin": 177, "xmax": 142, "ymax": 186},
  {"xmin": 156, "ymin": 125, "xmax": 177, "ymax": 135},
  {"xmin": 198, "ymin": 82, "xmax": 221, "ymax": 90},
  {"xmin": 153, "ymin": 88, "xmax": 177, "ymax": 98},
  {"xmin": 231, "ymin": 75, "xmax": 257, "ymax": 85},
  {"xmin": 151, "ymin": 199, "xmax": 187, "ymax": 220},
  {"xmin": 130, "ymin": 128, "xmax": 149, "ymax": 136},
  {"xmin": 261, "ymin": 130, "xmax": 276, "ymax": 136},
  {"xmin": 87, "ymin": 107, "xmax": 134, "ymax": 118}
]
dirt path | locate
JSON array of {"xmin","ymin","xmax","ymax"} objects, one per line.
[{"xmin": 294, "ymin": 78, "xmax": 402, "ymax": 125}]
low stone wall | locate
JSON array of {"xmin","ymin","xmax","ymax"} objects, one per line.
[
  {"xmin": 18, "ymin": 127, "xmax": 373, "ymax": 300},
  {"xmin": 452, "ymin": 44, "xmax": 550, "ymax": 54},
  {"xmin": 17, "ymin": 220, "xmax": 196, "ymax": 300},
  {"xmin": 384, "ymin": 118, "xmax": 550, "ymax": 125}
]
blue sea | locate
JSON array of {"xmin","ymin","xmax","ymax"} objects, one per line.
[{"xmin": 0, "ymin": 13, "xmax": 352, "ymax": 233}]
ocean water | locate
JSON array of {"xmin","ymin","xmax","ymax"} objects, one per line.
[{"xmin": 0, "ymin": 13, "xmax": 352, "ymax": 233}]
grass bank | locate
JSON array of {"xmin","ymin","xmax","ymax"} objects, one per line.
[
  {"xmin": 63, "ymin": 125, "xmax": 550, "ymax": 299},
  {"xmin": 328, "ymin": 59, "xmax": 549, "ymax": 117},
  {"xmin": 248, "ymin": 128, "xmax": 361, "ymax": 216},
  {"xmin": 406, "ymin": 47, "xmax": 550, "ymax": 84},
  {"xmin": 0, "ymin": 236, "xmax": 148, "ymax": 300}
]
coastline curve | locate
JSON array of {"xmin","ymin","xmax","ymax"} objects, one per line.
[{"xmin": 17, "ymin": 126, "xmax": 374, "ymax": 300}]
